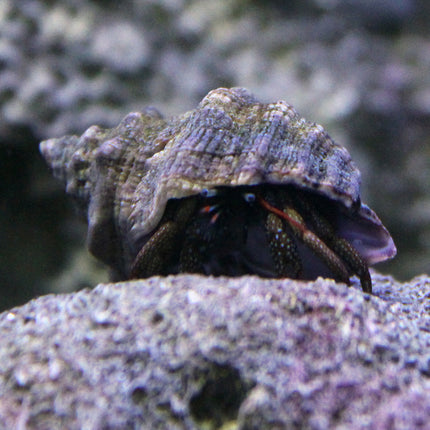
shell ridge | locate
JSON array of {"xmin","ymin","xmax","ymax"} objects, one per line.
[{"xmin": 87, "ymin": 134, "xmax": 132, "ymax": 267}]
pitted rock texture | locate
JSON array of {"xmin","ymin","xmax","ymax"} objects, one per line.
[
  {"xmin": 1, "ymin": 273, "xmax": 430, "ymax": 429},
  {"xmin": 2, "ymin": 0, "xmax": 430, "ymax": 310}
]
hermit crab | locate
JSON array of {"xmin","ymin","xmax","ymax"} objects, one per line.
[{"xmin": 40, "ymin": 87, "xmax": 396, "ymax": 293}]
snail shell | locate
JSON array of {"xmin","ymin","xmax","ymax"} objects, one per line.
[{"xmin": 40, "ymin": 87, "xmax": 396, "ymax": 280}]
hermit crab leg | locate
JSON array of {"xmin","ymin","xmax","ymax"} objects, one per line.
[
  {"xmin": 130, "ymin": 220, "xmax": 181, "ymax": 278},
  {"xmin": 130, "ymin": 198, "xmax": 197, "ymax": 278},
  {"xmin": 329, "ymin": 237, "xmax": 372, "ymax": 293},
  {"xmin": 179, "ymin": 214, "xmax": 212, "ymax": 273},
  {"xmin": 265, "ymin": 212, "xmax": 302, "ymax": 278},
  {"xmin": 258, "ymin": 196, "xmax": 351, "ymax": 286},
  {"xmin": 294, "ymin": 196, "xmax": 372, "ymax": 293}
]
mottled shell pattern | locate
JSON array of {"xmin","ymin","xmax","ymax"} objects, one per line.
[{"xmin": 40, "ymin": 87, "xmax": 396, "ymax": 280}]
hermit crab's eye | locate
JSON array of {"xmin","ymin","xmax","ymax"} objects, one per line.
[
  {"xmin": 200, "ymin": 188, "xmax": 218, "ymax": 198},
  {"xmin": 243, "ymin": 192, "xmax": 256, "ymax": 203}
]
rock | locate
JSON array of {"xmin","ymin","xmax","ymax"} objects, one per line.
[
  {"xmin": 1, "ymin": 0, "xmax": 430, "ymax": 317},
  {"xmin": 1, "ymin": 273, "xmax": 430, "ymax": 429}
]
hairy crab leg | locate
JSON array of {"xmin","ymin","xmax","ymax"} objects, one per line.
[
  {"xmin": 179, "ymin": 215, "xmax": 211, "ymax": 273},
  {"xmin": 130, "ymin": 220, "xmax": 180, "ymax": 278},
  {"xmin": 294, "ymin": 196, "xmax": 372, "ymax": 293},
  {"xmin": 265, "ymin": 212, "xmax": 302, "ymax": 278},
  {"xmin": 130, "ymin": 198, "xmax": 197, "ymax": 278},
  {"xmin": 329, "ymin": 237, "xmax": 372, "ymax": 293},
  {"xmin": 258, "ymin": 196, "xmax": 351, "ymax": 286}
]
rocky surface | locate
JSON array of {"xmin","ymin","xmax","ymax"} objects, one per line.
[
  {"xmin": 1, "ymin": 273, "xmax": 430, "ymax": 429},
  {"xmin": 1, "ymin": 0, "xmax": 430, "ymax": 308}
]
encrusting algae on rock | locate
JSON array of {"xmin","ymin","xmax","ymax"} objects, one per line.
[{"xmin": 40, "ymin": 87, "xmax": 396, "ymax": 293}]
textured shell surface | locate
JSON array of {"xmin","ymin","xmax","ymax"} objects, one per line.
[{"xmin": 40, "ymin": 87, "xmax": 395, "ymax": 279}]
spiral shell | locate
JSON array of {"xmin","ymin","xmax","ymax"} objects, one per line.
[{"xmin": 40, "ymin": 87, "xmax": 395, "ymax": 279}]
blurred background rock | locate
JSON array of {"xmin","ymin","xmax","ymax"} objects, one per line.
[{"xmin": 1, "ymin": 0, "xmax": 429, "ymax": 310}]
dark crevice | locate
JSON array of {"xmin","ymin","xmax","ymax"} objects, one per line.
[{"xmin": 189, "ymin": 363, "xmax": 253, "ymax": 428}]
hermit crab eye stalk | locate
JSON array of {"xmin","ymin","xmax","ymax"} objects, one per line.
[
  {"xmin": 242, "ymin": 192, "xmax": 256, "ymax": 203},
  {"xmin": 200, "ymin": 188, "xmax": 218, "ymax": 198}
]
